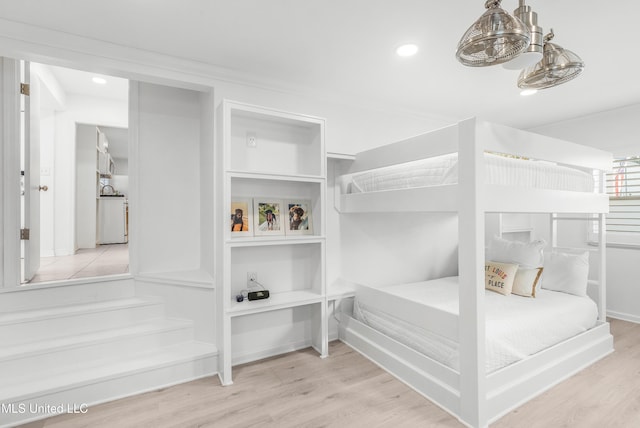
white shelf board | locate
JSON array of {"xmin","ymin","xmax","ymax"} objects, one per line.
[
  {"xmin": 227, "ymin": 236, "xmax": 324, "ymax": 247},
  {"xmin": 226, "ymin": 290, "xmax": 323, "ymax": 317},
  {"xmin": 327, "ymin": 278, "xmax": 358, "ymax": 300},
  {"xmin": 227, "ymin": 100, "xmax": 325, "ymax": 128},
  {"xmin": 327, "ymin": 152, "xmax": 356, "ymax": 161},
  {"xmin": 227, "ymin": 170, "xmax": 324, "ymax": 183},
  {"xmin": 502, "ymin": 228, "xmax": 533, "ymax": 233}
]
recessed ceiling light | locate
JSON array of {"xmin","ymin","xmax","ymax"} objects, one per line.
[
  {"xmin": 396, "ymin": 44, "xmax": 419, "ymax": 57},
  {"xmin": 520, "ymin": 89, "xmax": 538, "ymax": 96},
  {"xmin": 92, "ymin": 77, "xmax": 107, "ymax": 85}
]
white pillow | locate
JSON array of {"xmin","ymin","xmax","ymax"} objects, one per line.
[
  {"xmin": 485, "ymin": 261, "xmax": 519, "ymax": 296},
  {"xmin": 486, "ymin": 236, "xmax": 545, "ymax": 268},
  {"xmin": 541, "ymin": 251, "xmax": 589, "ymax": 297},
  {"xmin": 512, "ymin": 267, "xmax": 543, "ymax": 298}
]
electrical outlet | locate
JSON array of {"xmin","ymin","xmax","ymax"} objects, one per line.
[
  {"xmin": 247, "ymin": 271, "xmax": 257, "ymax": 287},
  {"xmin": 246, "ymin": 132, "xmax": 257, "ymax": 148}
]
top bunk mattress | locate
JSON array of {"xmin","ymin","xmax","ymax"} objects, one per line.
[
  {"xmin": 353, "ymin": 276, "xmax": 598, "ymax": 373},
  {"xmin": 348, "ymin": 152, "xmax": 595, "ymax": 194}
]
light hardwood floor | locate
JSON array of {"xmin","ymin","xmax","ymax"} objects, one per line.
[{"xmin": 20, "ymin": 318, "xmax": 640, "ymax": 428}]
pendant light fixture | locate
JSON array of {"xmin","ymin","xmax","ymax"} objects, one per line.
[
  {"xmin": 517, "ymin": 29, "xmax": 585, "ymax": 90},
  {"xmin": 456, "ymin": 0, "xmax": 531, "ymax": 67},
  {"xmin": 502, "ymin": 0, "xmax": 543, "ymax": 69},
  {"xmin": 456, "ymin": 1, "xmax": 584, "ymax": 90}
]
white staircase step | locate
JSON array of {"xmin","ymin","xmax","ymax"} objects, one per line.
[
  {"xmin": 0, "ymin": 277, "xmax": 135, "ymax": 313},
  {"xmin": 0, "ymin": 285, "xmax": 219, "ymax": 428},
  {"xmin": 0, "ymin": 297, "xmax": 165, "ymax": 346},
  {"xmin": 0, "ymin": 318, "xmax": 195, "ymax": 379},
  {"xmin": 0, "ymin": 341, "xmax": 218, "ymax": 428}
]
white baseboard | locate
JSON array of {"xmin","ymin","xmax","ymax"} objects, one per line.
[{"xmin": 607, "ymin": 310, "xmax": 640, "ymax": 324}]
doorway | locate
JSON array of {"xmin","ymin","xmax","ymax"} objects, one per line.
[{"xmin": 20, "ymin": 63, "xmax": 130, "ymax": 284}]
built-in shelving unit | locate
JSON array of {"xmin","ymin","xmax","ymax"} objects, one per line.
[{"xmin": 217, "ymin": 100, "xmax": 327, "ymax": 385}]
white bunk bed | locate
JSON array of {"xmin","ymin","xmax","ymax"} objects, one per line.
[{"xmin": 335, "ymin": 118, "xmax": 614, "ymax": 428}]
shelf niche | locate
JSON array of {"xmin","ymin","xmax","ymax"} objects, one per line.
[{"xmin": 229, "ymin": 107, "xmax": 323, "ymax": 177}]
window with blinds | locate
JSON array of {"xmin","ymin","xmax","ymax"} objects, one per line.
[{"xmin": 606, "ymin": 156, "xmax": 640, "ymax": 234}]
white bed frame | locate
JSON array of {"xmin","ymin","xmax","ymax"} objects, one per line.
[{"xmin": 336, "ymin": 118, "xmax": 614, "ymax": 428}]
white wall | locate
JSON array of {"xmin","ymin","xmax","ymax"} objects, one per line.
[
  {"xmin": 75, "ymin": 124, "xmax": 98, "ymax": 249},
  {"xmin": 532, "ymin": 104, "xmax": 640, "ymax": 323},
  {"xmin": 340, "ymin": 212, "xmax": 460, "ymax": 285},
  {"xmin": 531, "ymin": 104, "xmax": 640, "ymax": 158},
  {"xmin": 134, "ymin": 82, "xmax": 201, "ymax": 275}
]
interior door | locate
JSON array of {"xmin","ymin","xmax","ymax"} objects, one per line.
[{"xmin": 21, "ymin": 61, "xmax": 41, "ymax": 282}]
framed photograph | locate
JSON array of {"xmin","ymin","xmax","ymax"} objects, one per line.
[
  {"xmin": 253, "ymin": 199, "xmax": 284, "ymax": 236},
  {"xmin": 230, "ymin": 199, "xmax": 252, "ymax": 237},
  {"xmin": 284, "ymin": 200, "xmax": 313, "ymax": 235}
]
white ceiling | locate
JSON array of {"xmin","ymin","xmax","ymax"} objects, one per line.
[
  {"xmin": 46, "ymin": 66, "xmax": 129, "ymax": 102},
  {"xmin": 6, "ymin": 0, "xmax": 639, "ymax": 129},
  {"xmin": 37, "ymin": 64, "xmax": 129, "ymax": 159}
]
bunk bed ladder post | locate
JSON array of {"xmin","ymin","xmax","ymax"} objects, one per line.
[
  {"xmin": 457, "ymin": 118, "xmax": 487, "ymax": 428},
  {"xmin": 598, "ymin": 170, "xmax": 607, "ymax": 321},
  {"xmin": 550, "ymin": 213, "xmax": 558, "ymax": 249}
]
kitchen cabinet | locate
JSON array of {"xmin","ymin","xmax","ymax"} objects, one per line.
[{"xmin": 98, "ymin": 197, "xmax": 128, "ymax": 244}]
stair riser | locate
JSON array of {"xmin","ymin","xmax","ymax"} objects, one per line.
[
  {"xmin": 0, "ymin": 303, "xmax": 165, "ymax": 346},
  {"xmin": 0, "ymin": 354, "xmax": 218, "ymax": 428},
  {"xmin": 0, "ymin": 325, "xmax": 194, "ymax": 380},
  {"xmin": 0, "ymin": 278, "xmax": 135, "ymax": 313}
]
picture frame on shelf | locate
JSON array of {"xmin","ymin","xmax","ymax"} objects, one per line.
[
  {"xmin": 253, "ymin": 199, "xmax": 284, "ymax": 236},
  {"xmin": 285, "ymin": 200, "xmax": 313, "ymax": 235},
  {"xmin": 230, "ymin": 198, "xmax": 253, "ymax": 237}
]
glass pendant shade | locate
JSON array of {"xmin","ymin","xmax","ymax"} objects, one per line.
[
  {"xmin": 456, "ymin": 0, "xmax": 531, "ymax": 67},
  {"xmin": 518, "ymin": 31, "xmax": 584, "ymax": 90}
]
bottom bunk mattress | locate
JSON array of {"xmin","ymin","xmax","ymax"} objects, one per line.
[{"xmin": 352, "ymin": 276, "xmax": 598, "ymax": 373}]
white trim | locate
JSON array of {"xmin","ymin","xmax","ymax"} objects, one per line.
[
  {"xmin": 588, "ymin": 241, "xmax": 640, "ymax": 250},
  {"xmin": 135, "ymin": 272, "xmax": 215, "ymax": 289},
  {"xmin": 1, "ymin": 57, "xmax": 21, "ymax": 288},
  {"xmin": 127, "ymin": 81, "xmax": 139, "ymax": 277},
  {"xmin": 0, "ymin": 274, "xmax": 132, "ymax": 294},
  {"xmin": 607, "ymin": 310, "xmax": 640, "ymax": 324}
]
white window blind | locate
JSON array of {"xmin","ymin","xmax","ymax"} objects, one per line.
[{"xmin": 606, "ymin": 156, "xmax": 640, "ymax": 233}]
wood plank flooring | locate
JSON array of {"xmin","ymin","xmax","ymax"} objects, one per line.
[{"xmin": 20, "ymin": 318, "xmax": 640, "ymax": 428}]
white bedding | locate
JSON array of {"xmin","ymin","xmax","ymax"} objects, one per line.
[
  {"xmin": 348, "ymin": 152, "xmax": 594, "ymax": 194},
  {"xmin": 352, "ymin": 276, "xmax": 598, "ymax": 373}
]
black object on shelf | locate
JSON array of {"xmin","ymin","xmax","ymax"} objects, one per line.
[{"xmin": 247, "ymin": 290, "xmax": 270, "ymax": 301}]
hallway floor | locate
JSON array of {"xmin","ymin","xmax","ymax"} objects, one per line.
[{"xmin": 27, "ymin": 244, "xmax": 129, "ymax": 284}]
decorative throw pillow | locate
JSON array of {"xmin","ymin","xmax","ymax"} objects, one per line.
[
  {"xmin": 541, "ymin": 251, "xmax": 589, "ymax": 297},
  {"xmin": 511, "ymin": 267, "xmax": 544, "ymax": 298},
  {"xmin": 486, "ymin": 235, "xmax": 545, "ymax": 268},
  {"xmin": 485, "ymin": 261, "xmax": 519, "ymax": 296}
]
